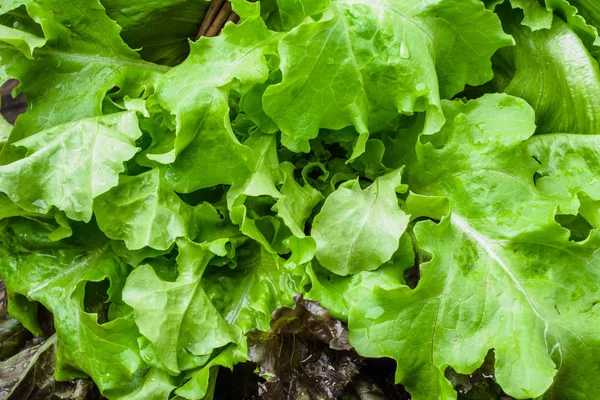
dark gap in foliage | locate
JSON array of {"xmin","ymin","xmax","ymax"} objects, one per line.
[
  {"xmin": 1, "ymin": 80, "xmax": 27, "ymax": 125},
  {"xmin": 37, "ymin": 304, "xmax": 55, "ymax": 337},
  {"xmin": 0, "ymin": 5, "xmax": 44, "ymax": 37},
  {"xmin": 555, "ymin": 214, "xmax": 593, "ymax": 242},
  {"xmin": 406, "ymin": 245, "xmax": 432, "ymax": 290},
  {"xmin": 0, "ymin": 280, "xmax": 33, "ymax": 361},
  {"xmin": 83, "ymin": 279, "xmax": 111, "ymax": 325},
  {"xmin": 453, "ymin": 83, "xmax": 497, "ymax": 101},
  {"xmin": 246, "ymin": 195, "xmax": 278, "ymax": 218},
  {"xmin": 551, "ymin": 4, "xmax": 568, "ymax": 23},
  {"xmin": 304, "ymin": 221, "xmax": 312, "ymax": 236},
  {"xmin": 307, "ymin": 164, "xmax": 327, "ymax": 181},
  {"xmin": 177, "ymin": 185, "xmax": 227, "ymax": 206},
  {"xmin": 101, "ymin": 0, "xmax": 210, "ymax": 67},
  {"xmin": 445, "ymin": 350, "xmax": 519, "ymax": 400},
  {"xmin": 403, "ymin": 265, "xmax": 420, "ymax": 290},
  {"xmin": 327, "ymin": 142, "xmax": 352, "ymax": 160},
  {"xmin": 101, "ymin": 88, "xmax": 126, "ymax": 116},
  {"xmin": 150, "ymin": 256, "xmax": 180, "ymax": 282},
  {"xmin": 299, "ymin": 162, "xmax": 329, "ymax": 189},
  {"xmin": 124, "ymin": 158, "xmax": 153, "ymax": 177},
  {"xmin": 355, "ymin": 357, "xmax": 411, "ymax": 399},
  {"xmin": 213, "ymin": 362, "xmax": 262, "ymax": 400}
]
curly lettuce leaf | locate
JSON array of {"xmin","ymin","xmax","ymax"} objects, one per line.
[
  {"xmin": 525, "ymin": 134, "xmax": 600, "ymax": 230},
  {"xmin": 274, "ymin": 161, "xmax": 324, "ymax": 238},
  {"xmin": 119, "ymin": 368, "xmax": 176, "ymax": 400},
  {"xmin": 0, "ymin": 112, "xmax": 142, "ymax": 222},
  {"xmin": 175, "ymin": 344, "xmax": 248, "ymax": 400},
  {"xmin": 492, "ymin": 7, "xmax": 600, "ymax": 136},
  {"xmin": 312, "ymin": 169, "xmax": 409, "ymax": 275},
  {"xmin": 0, "ymin": 218, "xmax": 145, "ymax": 397},
  {"xmin": 202, "ymin": 241, "xmax": 301, "ymax": 334},
  {"xmin": 123, "ymin": 237, "xmax": 300, "ymax": 376},
  {"xmin": 94, "ymin": 168, "xmax": 209, "ymax": 250},
  {"xmin": 491, "ymin": 0, "xmax": 600, "ymax": 46},
  {"xmin": 346, "ymin": 94, "xmax": 600, "ymax": 399},
  {"xmin": 0, "ymin": 0, "xmax": 165, "ymax": 163},
  {"xmin": 122, "ymin": 237, "xmax": 239, "ymax": 375},
  {"xmin": 263, "ymin": 0, "xmax": 512, "ymax": 154},
  {"xmin": 306, "ymin": 233, "xmax": 415, "ymax": 320},
  {"xmin": 0, "ymin": 24, "xmax": 43, "ymax": 58},
  {"xmin": 145, "ymin": 7, "xmax": 277, "ymax": 191}
]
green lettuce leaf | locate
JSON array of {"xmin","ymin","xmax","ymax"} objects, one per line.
[
  {"xmin": 94, "ymin": 168, "xmax": 202, "ymax": 250},
  {"xmin": 492, "ymin": 0, "xmax": 600, "ymax": 45},
  {"xmin": 525, "ymin": 134, "xmax": 600, "ymax": 230},
  {"xmin": 202, "ymin": 241, "xmax": 301, "ymax": 334},
  {"xmin": 312, "ymin": 169, "xmax": 409, "ymax": 275},
  {"xmin": 348, "ymin": 94, "xmax": 600, "ymax": 399},
  {"xmin": 1, "ymin": 0, "xmax": 600, "ymax": 398},
  {"xmin": 175, "ymin": 344, "xmax": 248, "ymax": 400},
  {"xmin": 263, "ymin": 0, "xmax": 512, "ymax": 154},
  {"xmin": 0, "ymin": 112, "xmax": 142, "ymax": 221},
  {"xmin": 272, "ymin": 0, "xmax": 330, "ymax": 30},
  {"xmin": 0, "ymin": 218, "xmax": 145, "ymax": 397},
  {"xmin": 0, "ymin": 0, "xmax": 165, "ymax": 164},
  {"xmin": 306, "ymin": 233, "xmax": 415, "ymax": 320},
  {"xmin": 122, "ymin": 237, "xmax": 239, "ymax": 374},
  {"xmin": 492, "ymin": 6, "xmax": 600, "ymax": 136},
  {"xmin": 274, "ymin": 161, "xmax": 323, "ymax": 238},
  {"xmin": 123, "ymin": 237, "xmax": 300, "ymax": 377},
  {"xmin": 119, "ymin": 368, "xmax": 175, "ymax": 400},
  {"xmin": 0, "ymin": 24, "xmax": 43, "ymax": 58},
  {"xmin": 0, "ymin": 114, "xmax": 10, "ymax": 151},
  {"xmin": 145, "ymin": 7, "xmax": 277, "ymax": 190}
]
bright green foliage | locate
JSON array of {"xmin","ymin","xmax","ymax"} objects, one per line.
[
  {"xmin": 525, "ymin": 134, "xmax": 600, "ymax": 228},
  {"xmin": 312, "ymin": 169, "xmax": 409, "ymax": 275},
  {"xmin": 491, "ymin": 7, "xmax": 600, "ymax": 135},
  {"xmin": 0, "ymin": 107, "xmax": 10, "ymax": 149},
  {"xmin": 348, "ymin": 94, "xmax": 600, "ymax": 399},
  {"xmin": 0, "ymin": 0, "xmax": 166, "ymax": 164},
  {"xmin": 275, "ymin": 161, "xmax": 324, "ymax": 238},
  {"xmin": 0, "ymin": 112, "xmax": 142, "ymax": 221},
  {"xmin": 263, "ymin": 0, "xmax": 512, "ymax": 154},
  {"xmin": 145, "ymin": 8, "xmax": 277, "ymax": 191},
  {"xmin": 0, "ymin": 24, "xmax": 43, "ymax": 58},
  {"xmin": 175, "ymin": 344, "xmax": 248, "ymax": 400},
  {"xmin": 490, "ymin": 0, "xmax": 600, "ymax": 49},
  {"xmin": 94, "ymin": 169, "xmax": 201, "ymax": 250},
  {"xmin": 122, "ymin": 238, "xmax": 241, "ymax": 374},
  {"xmin": 1, "ymin": 0, "xmax": 600, "ymax": 399},
  {"xmin": 0, "ymin": 219, "xmax": 144, "ymax": 397}
]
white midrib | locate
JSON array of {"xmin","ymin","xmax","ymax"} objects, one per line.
[{"xmin": 451, "ymin": 214, "xmax": 552, "ymax": 350}]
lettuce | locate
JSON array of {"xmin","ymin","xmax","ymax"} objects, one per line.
[{"xmin": 1, "ymin": 0, "xmax": 599, "ymax": 398}]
